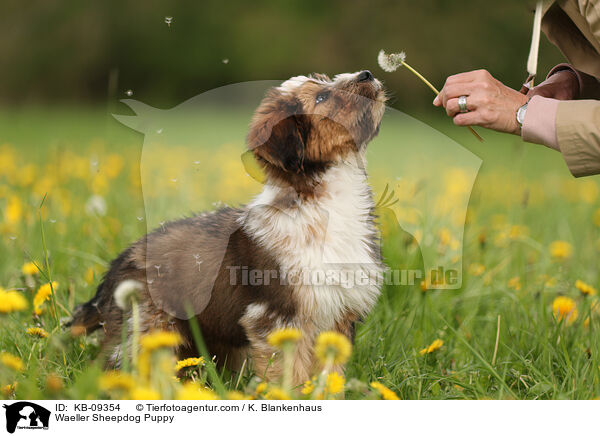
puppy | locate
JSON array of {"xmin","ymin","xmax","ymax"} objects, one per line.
[{"xmin": 70, "ymin": 70, "xmax": 387, "ymax": 384}]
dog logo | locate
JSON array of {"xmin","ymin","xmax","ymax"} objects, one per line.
[{"xmin": 2, "ymin": 402, "xmax": 50, "ymax": 434}]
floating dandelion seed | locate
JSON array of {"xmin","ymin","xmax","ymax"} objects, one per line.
[
  {"xmin": 377, "ymin": 49, "xmax": 483, "ymax": 142},
  {"xmin": 165, "ymin": 16, "xmax": 173, "ymax": 27},
  {"xmin": 125, "ymin": 89, "xmax": 133, "ymax": 97},
  {"xmin": 156, "ymin": 128, "xmax": 163, "ymax": 134},
  {"xmin": 222, "ymin": 58, "xmax": 229, "ymax": 64}
]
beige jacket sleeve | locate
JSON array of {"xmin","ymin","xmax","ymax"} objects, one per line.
[
  {"xmin": 556, "ymin": 99, "xmax": 600, "ymax": 177},
  {"xmin": 542, "ymin": 1, "xmax": 600, "ymax": 177}
]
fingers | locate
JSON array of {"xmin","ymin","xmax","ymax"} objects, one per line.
[
  {"xmin": 452, "ymin": 111, "xmax": 482, "ymax": 127},
  {"xmin": 434, "ymin": 69, "xmax": 493, "ymax": 107},
  {"xmin": 446, "ymin": 96, "xmax": 474, "ymax": 117}
]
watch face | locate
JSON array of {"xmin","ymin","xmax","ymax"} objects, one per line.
[{"xmin": 517, "ymin": 103, "xmax": 527, "ymax": 125}]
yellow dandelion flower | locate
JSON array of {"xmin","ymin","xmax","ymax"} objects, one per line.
[
  {"xmin": 1, "ymin": 383, "xmax": 17, "ymax": 396},
  {"xmin": 540, "ymin": 275, "xmax": 557, "ymax": 288},
  {"xmin": 419, "ymin": 338, "xmax": 444, "ymax": 356},
  {"xmin": 325, "ymin": 372, "xmax": 345, "ymax": 395},
  {"xmin": 130, "ymin": 387, "xmax": 161, "ymax": 400},
  {"xmin": 267, "ymin": 328, "xmax": 302, "ymax": 349},
  {"xmin": 553, "ymin": 296, "xmax": 578, "ymax": 324},
  {"xmin": 0, "ymin": 352, "xmax": 24, "ymax": 372},
  {"xmin": 370, "ymin": 381, "xmax": 399, "ymax": 400},
  {"xmin": 301, "ymin": 378, "xmax": 316, "ymax": 396},
  {"xmin": 509, "ymin": 225, "xmax": 529, "ymax": 240},
  {"xmin": 549, "ymin": 240, "xmax": 573, "ymax": 261},
  {"xmin": 104, "ymin": 154, "xmax": 124, "ymax": 179},
  {"xmin": 176, "ymin": 382, "xmax": 218, "ymax": 400},
  {"xmin": 594, "ymin": 209, "xmax": 600, "ymax": 227},
  {"xmin": 99, "ymin": 371, "xmax": 135, "ymax": 392},
  {"xmin": 314, "ymin": 331, "xmax": 352, "ymax": 365},
  {"xmin": 575, "ymin": 279, "xmax": 597, "ymax": 296},
  {"xmin": 0, "ymin": 287, "xmax": 28, "ymax": 314},
  {"xmin": 255, "ymin": 382, "xmax": 268, "ymax": 395},
  {"xmin": 140, "ymin": 331, "xmax": 182, "ymax": 352},
  {"xmin": 468, "ymin": 263, "xmax": 485, "ymax": 277},
  {"xmin": 265, "ymin": 387, "xmax": 291, "ymax": 400},
  {"xmin": 33, "ymin": 282, "xmax": 58, "ymax": 315},
  {"xmin": 226, "ymin": 391, "xmax": 249, "ymax": 400},
  {"xmin": 46, "ymin": 374, "xmax": 63, "ymax": 393},
  {"xmin": 507, "ymin": 276, "xmax": 522, "ymax": 291},
  {"xmin": 84, "ymin": 267, "xmax": 95, "ymax": 285},
  {"xmin": 174, "ymin": 357, "xmax": 204, "ymax": 372},
  {"xmin": 26, "ymin": 327, "xmax": 49, "ymax": 339},
  {"xmin": 21, "ymin": 262, "xmax": 39, "ymax": 276},
  {"xmin": 438, "ymin": 228, "xmax": 452, "ymax": 246},
  {"xmin": 4, "ymin": 195, "xmax": 23, "ymax": 224}
]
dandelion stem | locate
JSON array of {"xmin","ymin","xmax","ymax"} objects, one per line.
[
  {"xmin": 184, "ymin": 305, "xmax": 227, "ymax": 397},
  {"xmin": 400, "ymin": 61, "xmax": 483, "ymax": 142},
  {"xmin": 131, "ymin": 300, "xmax": 140, "ymax": 370},
  {"xmin": 282, "ymin": 344, "xmax": 294, "ymax": 393},
  {"xmin": 38, "ymin": 194, "xmax": 60, "ymax": 330},
  {"xmin": 401, "ymin": 61, "xmax": 439, "ymax": 94},
  {"xmin": 492, "ymin": 314, "xmax": 501, "ymax": 366},
  {"xmin": 312, "ymin": 355, "xmax": 334, "ymax": 399}
]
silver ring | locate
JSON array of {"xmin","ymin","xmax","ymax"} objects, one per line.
[{"xmin": 458, "ymin": 95, "xmax": 469, "ymax": 113}]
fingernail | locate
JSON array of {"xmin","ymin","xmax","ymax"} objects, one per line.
[{"xmin": 433, "ymin": 96, "xmax": 439, "ymax": 105}]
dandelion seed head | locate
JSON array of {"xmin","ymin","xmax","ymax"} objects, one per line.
[
  {"xmin": 377, "ymin": 49, "xmax": 406, "ymax": 72},
  {"xmin": 113, "ymin": 279, "xmax": 143, "ymax": 310}
]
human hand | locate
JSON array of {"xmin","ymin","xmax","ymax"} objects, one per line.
[
  {"xmin": 433, "ymin": 69, "xmax": 529, "ymax": 135},
  {"xmin": 527, "ymin": 70, "xmax": 580, "ymax": 100}
]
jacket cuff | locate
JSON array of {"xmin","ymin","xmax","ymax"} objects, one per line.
[
  {"xmin": 546, "ymin": 63, "xmax": 583, "ymax": 98},
  {"xmin": 521, "ymin": 96, "xmax": 559, "ymax": 151},
  {"xmin": 556, "ymin": 100, "xmax": 600, "ymax": 177},
  {"xmin": 547, "ymin": 63, "xmax": 600, "ymax": 99}
]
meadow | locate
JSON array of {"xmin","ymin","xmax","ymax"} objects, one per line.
[{"xmin": 1, "ymin": 103, "xmax": 600, "ymax": 400}]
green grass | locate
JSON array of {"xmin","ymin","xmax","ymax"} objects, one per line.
[{"xmin": 1, "ymin": 105, "xmax": 599, "ymax": 399}]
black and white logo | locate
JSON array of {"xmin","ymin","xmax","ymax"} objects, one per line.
[{"xmin": 2, "ymin": 402, "xmax": 50, "ymax": 434}]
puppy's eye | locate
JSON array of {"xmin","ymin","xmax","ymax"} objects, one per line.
[{"xmin": 315, "ymin": 91, "xmax": 330, "ymax": 104}]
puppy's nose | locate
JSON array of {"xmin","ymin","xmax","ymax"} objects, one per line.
[{"xmin": 357, "ymin": 70, "xmax": 374, "ymax": 82}]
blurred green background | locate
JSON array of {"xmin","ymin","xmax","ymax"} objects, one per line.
[{"xmin": 1, "ymin": 0, "xmax": 564, "ymax": 112}]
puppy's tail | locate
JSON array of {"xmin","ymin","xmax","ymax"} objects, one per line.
[{"xmin": 66, "ymin": 283, "xmax": 105, "ymax": 335}]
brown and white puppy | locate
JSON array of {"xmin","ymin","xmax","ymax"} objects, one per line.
[{"xmin": 69, "ymin": 70, "xmax": 387, "ymax": 384}]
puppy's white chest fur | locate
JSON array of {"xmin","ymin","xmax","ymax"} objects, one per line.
[{"xmin": 242, "ymin": 157, "xmax": 383, "ymax": 330}]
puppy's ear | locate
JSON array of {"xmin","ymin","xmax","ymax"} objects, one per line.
[{"xmin": 247, "ymin": 90, "xmax": 309, "ymax": 173}]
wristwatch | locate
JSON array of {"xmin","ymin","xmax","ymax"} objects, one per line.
[{"xmin": 516, "ymin": 101, "xmax": 529, "ymax": 129}]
